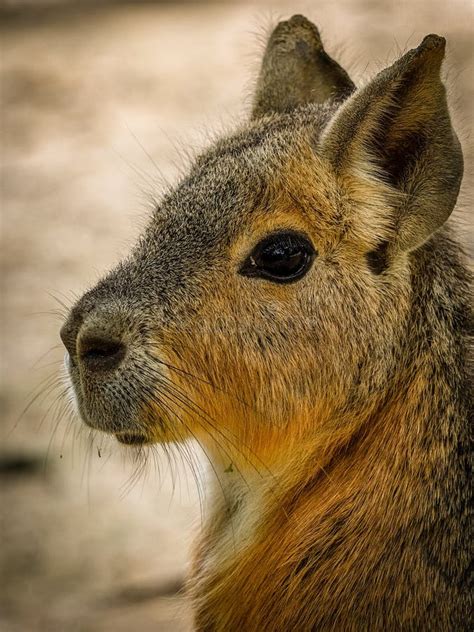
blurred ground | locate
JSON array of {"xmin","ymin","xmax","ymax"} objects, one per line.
[{"xmin": 1, "ymin": 1, "xmax": 472, "ymax": 631}]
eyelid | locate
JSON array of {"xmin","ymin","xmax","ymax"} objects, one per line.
[
  {"xmin": 239, "ymin": 230, "xmax": 316, "ymax": 283},
  {"xmin": 244, "ymin": 229, "xmax": 314, "ymax": 258}
]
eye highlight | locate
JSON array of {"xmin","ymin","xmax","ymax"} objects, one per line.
[{"xmin": 239, "ymin": 231, "xmax": 316, "ymax": 283}]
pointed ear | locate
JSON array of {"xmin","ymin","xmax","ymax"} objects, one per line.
[
  {"xmin": 252, "ymin": 15, "xmax": 355, "ymax": 119},
  {"xmin": 321, "ymin": 35, "xmax": 463, "ymax": 254}
]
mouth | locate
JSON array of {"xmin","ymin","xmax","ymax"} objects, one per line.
[{"xmin": 115, "ymin": 433, "xmax": 151, "ymax": 446}]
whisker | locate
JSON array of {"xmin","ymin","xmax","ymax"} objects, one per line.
[
  {"xmin": 47, "ymin": 291, "xmax": 73, "ymax": 314},
  {"xmin": 136, "ymin": 364, "xmax": 254, "ymax": 486},
  {"xmin": 133, "ymin": 370, "xmax": 234, "ymax": 512},
  {"xmin": 29, "ymin": 309, "xmax": 67, "ymax": 321},
  {"xmin": 124, "ymin": 123, "xmax": 171, "ymax": 189},
  {"xmin": 112, "ymin": 147, "xmax": 162, "ymax": 206},
  {"xmin": 34, "ymin": 358, "xmax": 64, "ymax": 371},
  {"xmin": 9, "ymin": 372, "xmax": 63, "ymax": 438},
  {"xmin": 38, "ymin": 384, "xmax": 70, "ymax": 431},
  {"xmin": 31, "ymin": 345, "xmax": 63, "ymax": 369},
  {"xmin": 139, "ymin": 362, "xmax": 274, "ymax": 483},
  {"xmin": 43, "ymin": 388, "xmax": 72, "ymax": 470},
  {"xmin": 145, "ymin": 346, "xmax": 261, "ymax": 415}
]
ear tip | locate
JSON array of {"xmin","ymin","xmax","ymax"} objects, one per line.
[
  {"xmin": 417, "ymin": 34, "xmax": 446, "ymax": 56},
  {"xmin": 287, "ymin": 14, "xmax": 319, "ymax": 29},
  {"xmin": 273, "ymin": 14, "xmax": 322, "ymax": 43}
]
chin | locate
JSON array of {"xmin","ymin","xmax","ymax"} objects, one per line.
[{"xmin": 114, "ymin": 431, "xmax": 153, "ymax": 446}]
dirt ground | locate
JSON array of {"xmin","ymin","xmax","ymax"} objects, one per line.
[{"xmin": 1, "ymin": 1, "xmax": 472, "ymax": 631}]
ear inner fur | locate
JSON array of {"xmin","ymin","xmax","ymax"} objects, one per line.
[{"xmin": 320, "ymin": 35, "xmax": 463, "ymax": 255}]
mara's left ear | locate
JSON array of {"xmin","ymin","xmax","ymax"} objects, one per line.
[
  {"xmin": 252, "ymin": 15, "xmax": 355, "ymax": 119},
  {"xmin": 321, "ymin": 35, "xmax": 463, "ymax": 254}
]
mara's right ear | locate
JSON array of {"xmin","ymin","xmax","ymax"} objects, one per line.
[
  {"xmin": 252, "ymin": 15, "xmax": 355, "ymax": 119},
  {"xmin": 321, "ymin": 35, "xmax": 463, "ymax": 255}
]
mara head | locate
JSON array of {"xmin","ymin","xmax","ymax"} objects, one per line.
[{"xmin": 60, "ymin": 16, "xmax": 463, "ymax": 468}]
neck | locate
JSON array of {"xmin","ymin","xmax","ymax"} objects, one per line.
[{"xmin": 192, "ymin": 348, "xmax": 470, "ymax": 630}]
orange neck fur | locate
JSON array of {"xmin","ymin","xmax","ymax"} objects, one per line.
[{"xmin": 191, "ymin": 361, "xmax": 468, "ymax": 630}]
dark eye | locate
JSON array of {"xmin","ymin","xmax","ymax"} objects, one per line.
[{"xmin": 239, "ymin": 231, "xmax": 316, "ymax": 283}]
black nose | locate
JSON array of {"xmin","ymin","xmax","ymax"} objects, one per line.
[
  {"xmin": 60, "ymin": 311, "xmax": 126, "ymax": 372},
  {"xmin": 77, "ymin": 332, "xmax": 126, "ymax": 372}
]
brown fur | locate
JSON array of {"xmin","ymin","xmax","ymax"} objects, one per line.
[{"xmin": 60, "ymin": 15, "xmax": 472, "ymax": 631}]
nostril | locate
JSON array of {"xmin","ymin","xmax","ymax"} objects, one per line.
[{"xmin": 79, "ymin": 335, "xmax": 126, "ymax": 371}]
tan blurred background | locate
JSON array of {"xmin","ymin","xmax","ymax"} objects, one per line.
[{"xmin": 1, "ymin": 1, "xmax": 472, "ymax": 631}]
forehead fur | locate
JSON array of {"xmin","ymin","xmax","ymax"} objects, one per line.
[
  {"xmin": 150, "ymin": 102, "xmax": 337, "ymax": 236},
  {"xmin": 141, "ymin": 97, "xmax": 389, "ymax": 267}
]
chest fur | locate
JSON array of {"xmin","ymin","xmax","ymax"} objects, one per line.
[{"xmin": 190, "ymin": 441, "xmax": 470, "ymax": 631}]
